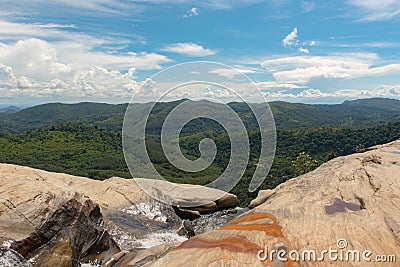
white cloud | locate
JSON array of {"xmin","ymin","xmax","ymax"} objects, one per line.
[
  {"xmin": 256, "ymin": 81, "xmax": 305, "ymax": 90},
  {"xmin": 161, "ymin": 43, "xmax": 215, "ymax": 57},
  {"xmin": 34, "ymin": 23, "xmax": 78, "ymax": 29},
  {"xmin": 0, "ymin": 38, "xmax": 171, "ymax": 82},
  {"xmin": 348, "ymin": 0, "xmax": 400, "ymax": 21},
  {"xmin": 0, "ymin": 0, "xmax": 263, "ymax": 15},
  {"xmin": 0, "ymin": 20, "xmax": 126, "ymax": 48},
  {"xmin": 0, "ymin": 0, "xmax": 132, "ymax": 15},
  {"xmin": 183, "ymin": 7, "xmax": 199, "ymax": 18},
  {"xmin": 0, "ymin": 19, "xmax": 171, "ymax": 74},
  {"xmin": 282, "ymin": 27, "xmax": 317, "ymax": 53},
  {"xmin": 282, "ymin": 27, "xmax": 298, "ymax": 47},
  {"xmin": 257, "ymin": 52, "xmax": 400, "ymax": 100},
  {"xmin": 309, "ymin": 40, "xmax": 317, "ymax": 46},
  {"xmin": 263, "ymin": 86, "xmax": 400, "ymax": 100},
  {"xmin": 335, "ymin": 42, "xmax": 400, "ymax": 48},
  {"xmin": 298, "ymin": 47, "xmax": 310, "ymax": 53},
  {"xmin": 180, "ymin": 0, "xmax": 264, "ymax": 10},
  {"xmin": 209, "ymin": 67, "xmax": 260, "ymax": 79},
  {"xmin": 0, "ymin": 38, "xmax": 60, "ymax": 81},
  {"xmin": 260, "ymin": 53, "xmax": 400, "ymax": 84},
  {"xmin": 0, "ymin": 19, "xmax": 172, "ymax": 100},
  {"xmin": 0, "ymin": 62, "xmax": 149, "ymax": 99},
  {"xmin": 0, "ymin": 64, "xmax": 17, "ymax": 89}
]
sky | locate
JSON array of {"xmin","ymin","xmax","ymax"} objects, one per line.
[{"xmin": 0, "ymin": 0, "xmax": 400, "ymax": 105}]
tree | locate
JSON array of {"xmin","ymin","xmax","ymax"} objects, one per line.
[
  {"xmin": 292, "ymin": 152, "xmax": 319, "ymax": 176},
  {"xmin": 326, "ymin": 151, "xmax": 337, "ymax": 161}
]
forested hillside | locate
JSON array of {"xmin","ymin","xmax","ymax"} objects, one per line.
[
  {"xmin": 1, "ymin": 119, "xmax": 399, "ymax": 205},
  {"xmin": 1, "ymin": 98, "xmax": 399, "ymax": 133}
]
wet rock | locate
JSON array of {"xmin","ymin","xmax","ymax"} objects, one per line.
[
  {"xmin": 0, "ymin": 162, "xmax": 235, "ymax": 266},
  {"xmin": 9, "ymin": 193, "xmax": 119, "ymax": 267},
  {"xmin": 191, "ymin": 208, "xmax": 244, "ymax": 235},
  {"xmin": 0, "ymin": 244, "xmax": 32, "ymax": 267},
  {"xmin": 173, "ymin": 206, "xmax": 201, "ymax": 220},
  {"xmin": 189, "ymin": 202, "xmax": 218, "ymax": 214},
  {"xmin": 214, "ymin": 193, "xmax": 238, "ymax": 209}
]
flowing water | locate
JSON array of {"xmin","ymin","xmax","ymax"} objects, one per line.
[
  {"xmin": 0, "ymin": 240, "xmax": 32, "ymax": 267},
  {"xmin": 105, "ymin": 201, "xmax": 186, "ymax": 250},
  {"xmin": 191, "ymin": 207, "xmax": 249, "ymax": 235}
]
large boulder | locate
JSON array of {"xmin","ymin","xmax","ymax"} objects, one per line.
[
  {"xmin": 0, "ymin": 163, "xmax": 238, "ymax": 266},
  {"xmin": 1, "ymin": 192, "xmax": 119, "ymax": 267},
  {"xmin": 149, "ymin": 140, "xmax": 400, "ymax": 267},
  {"xmin": 0, "ymin": 164, "xmax": 237, "ymax": 216}
]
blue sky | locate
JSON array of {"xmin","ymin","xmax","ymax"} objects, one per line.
[{"xmin": 0, "ymin": 0, "xmax": 399, "ymax": 105}]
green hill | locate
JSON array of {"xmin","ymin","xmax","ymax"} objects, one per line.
[
  {"xmin": 1, "ymin": 98, "xmax": 399, "ymax": 133},
  {"xmin": 1, "ymin": 120, "xmax": 399, "ymax": 205},
  {"xmin": 0, "ymin": 98, "xmax": 399, "ymax": 205}
]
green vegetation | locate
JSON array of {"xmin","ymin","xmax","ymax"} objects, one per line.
[
  {"xmin": 1, "ymin": 114, "xmax": 399, "ymax": 205},
  {"xmin": 0, "ymin": 123, "xmax": 129, "ymax": 179},
  {"xmin": 292, "ymin": 152, "xmax": 319, "ymax": 176},
  {"xmin": 0, "ymin": 98, "xmax": 399, "ymax": 205},
  {"xmin": 1, "ymin": 98, "xmax": 399, "ymax": 133}
]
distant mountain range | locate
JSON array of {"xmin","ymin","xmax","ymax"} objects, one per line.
[
  {"xmin": 0, "ymin": 98, "xmax": 399, "ymax": 133},
  {"xmin": 0, "ymin": 105, "xmax": 21, "ymax": 113}
]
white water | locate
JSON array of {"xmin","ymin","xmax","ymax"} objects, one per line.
[
  {"xmin": 121, "ymin": 202, "xmax": 169, "ymax": 223},
  {"xmin": 137, "ymin": 232, "xmax": 187, "ymax": 248},
  {"xmin": 0, "ymin": 240, "xmax": 32, "ymax": 267}
]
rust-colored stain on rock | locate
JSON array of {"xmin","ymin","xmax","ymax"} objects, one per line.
[
  {"xmin": 219, "ymin": 213, "xmax": 283, "ymax": 238},
  {"xmin": 175, "ymin": 213, "xmax": 300, "ymax": 267},
  {"xmin": 177, "ymin": 236, "xmax": 261, "ymax": 254}
]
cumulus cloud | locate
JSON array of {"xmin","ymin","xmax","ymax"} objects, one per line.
[
  {"xmin": 183, "ymin": 7, "xmax": 199, "ymax": 18},
  {"xmin": 264, "ymin": 88, "xmax": 331, "ymax": 99},
  {"xmin": 0, "ymin": 38, "xmax": 171, "ymax": 80},
  {"xmin": 0, "ymin": 64, "xmax": 17, "ymax": 89},
  {"xmin": 282, "ymin": 27, "xmax": 298, "ymax": 47},
  {"xmin": 282, "ymin": 27, "xmax": 318, "ymax": 53},
  {"xmin": 0, "ymin": 20, "xmax": 171, "ymax": 70},
  {"xmin": 262, "ymin": 86, "xmax": 400, "ymax": 100},
  {"xmin": 0, "ymin": 37, "xmax": 171, "ymax": 100},
  {"xmin": 0, "ymin": 38, "xmax": 61, "ymax": 81},
  {"xmin": 0, "ymin": 62, "xmax": 153, "ymax": 99},
  {"xmin": 256, "ymin": 52, "xmax": 400, "ymax": 101},
  {"xmin": 161, "ymin": 43, "xmax": 215, "ymax": 57},
  {"xmin": 260, "ymin": 53, "xmax": 400, "ymax": 84},
  {"xmin": 0, "ymin": 17, "xmax": 174, "ymax": 101}
]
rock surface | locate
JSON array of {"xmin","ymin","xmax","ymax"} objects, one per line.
[
  {"xmin": 1, "ymin": 192, "xmax": 119, "ymax": 267},
  {"xmin": 149, "ymin": 140, "xmax": 400, "ymax": 267},
  {"xmin": 0, "ymin": 163, "xmax": 238, "ymax": 266},
  {"xmin": 248, "ymin": 189, "xmax": 275, "ymax": 209},
  {"xmin": 0, "ymin": 164, "xmax": 237, "ymax": 216}
]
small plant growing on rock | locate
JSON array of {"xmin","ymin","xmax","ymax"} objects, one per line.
[
  {"xmin": 292, "ymin": 152, "xmax": 319, "ymax": 176},
  {"xmin": 355, "ymin": 143, "xmax": 366, "ymax": 153}
]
